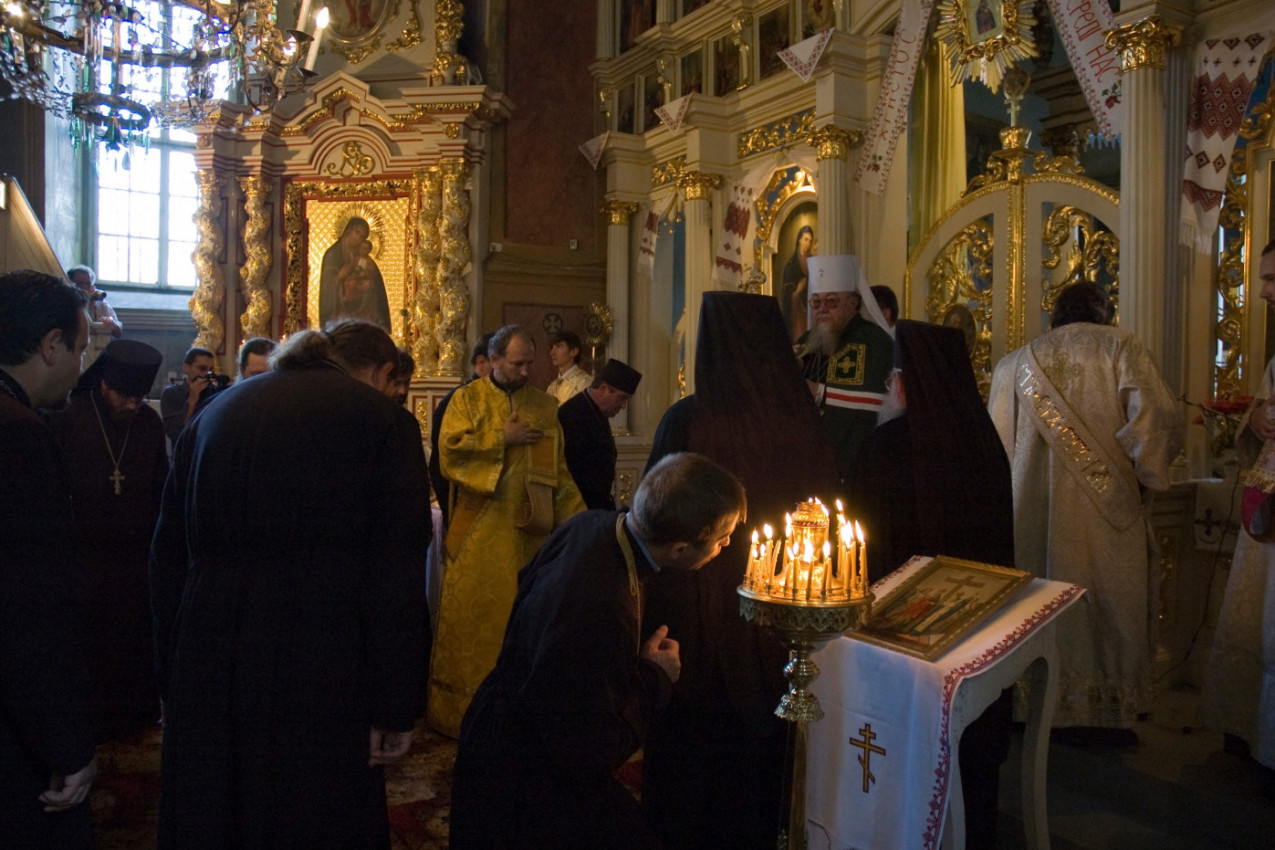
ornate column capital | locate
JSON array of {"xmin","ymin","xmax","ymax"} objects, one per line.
[
  {"xmin": 807, "ymin": 125, "xmax": 862, "ymax": 160},
  {"xmin": 678, "ymin": 170, "xmax": 722, "ymax": 201},
  {"xmin": 601, "ymin": 199, "xmax": 639, "ymax": 225},
  {"xmin": 1105, "ymin": 16, "xmax": 1183, "ymax": 72}
]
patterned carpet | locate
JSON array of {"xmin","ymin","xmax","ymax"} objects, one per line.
[{"xmin": 91, "ymin": 721, "xmax": 457, "ymax": 849}]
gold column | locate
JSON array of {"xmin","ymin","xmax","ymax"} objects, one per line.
[
  {"xmin": 190, "ymin": 169, "xmax": 226, "ymax": 354},
  {"xmin": 237, "ymin": 175, "xmax": 273, "ymax": 341},
  {"xmin": 414, "ymin": 166, "xmax": 443, "ymax": 375},
  {"xmin": 436, "ymin": 157, "xmax": 472, "ymax": 377},
  {"xmin": 678, "ymin": 170, "xmax": 722, "ymax": 394},
  {"xmin": 433, "ymin": 0, "xmax": 466, "ymax": 84},
  {"xmin": 1105, "ymin": 15, "xmax": 1183, "ymax": 374},
  {"xmin": 807, "ymin": 125, "xmax": 861, "ymax": 258}
]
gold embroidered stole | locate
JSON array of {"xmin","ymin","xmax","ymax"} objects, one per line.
[
  {"xmin": 1016, "ymin": 344, "xmax": 1143, "ymax": 530},
  {"xmin": 517, "ymin": 429, "xmax": 559, "ymax": 537}
]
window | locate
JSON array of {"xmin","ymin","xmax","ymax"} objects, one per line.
[{"xmin": 85, "ymin": 1, "xmax": 229, "ymax": 290}]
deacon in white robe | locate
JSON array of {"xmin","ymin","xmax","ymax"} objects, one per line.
[
  {"xmin": 1204, "ymin": 241, "xmax": 1275, "ymax": 768},
  {"xmin": 988, "ymin": 283, "xmax": 1183, "ymax": 728}
]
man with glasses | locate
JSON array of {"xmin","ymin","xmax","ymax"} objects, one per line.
[
  {"xmin": 796, "ymin": 255, "xmax": 894, "ymax": 485},
  {"xmin": 50, "ymin": 339, "xmax": 168, "ymax": 741}
]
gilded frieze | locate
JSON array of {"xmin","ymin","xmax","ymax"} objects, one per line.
[
  {"xmin": 737, "ymin": 110, "xmax": 814, "ymax": 160},
  {"xmin": 652, "ymin": 156, "xmax": 686, "ymax": 188}
]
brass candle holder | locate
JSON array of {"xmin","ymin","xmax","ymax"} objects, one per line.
[{"xmin": 738, "ymin": 499, "xmax": 873, "ymax": 850}]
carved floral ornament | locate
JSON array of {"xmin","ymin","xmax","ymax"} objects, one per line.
[{"xmin": 1104, "ymin": 16, "xmax": 1184, "ymax": 72}]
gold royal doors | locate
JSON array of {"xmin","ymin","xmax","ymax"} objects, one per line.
[{"xmin": 905, "ymin": 127, "xmax": 1120, "ymax": 398}]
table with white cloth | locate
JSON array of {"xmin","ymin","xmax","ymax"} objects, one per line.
[{"xmin": 806, "ymin": 557, "xmax": 1084, "ymax": 850}]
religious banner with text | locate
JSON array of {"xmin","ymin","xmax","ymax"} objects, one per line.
[
  {"xmin": 855, "ymin": 0, "xmax": 935, "ymax": 196},
  {"xmin": 1179, "ymin": 32, "xmax": 1271, "ymax": 252},
  {"xmin": 1045, "ymin": 0, "xmax": 1123, "ymax": 140}
]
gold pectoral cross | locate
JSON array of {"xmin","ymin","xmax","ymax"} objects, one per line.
[
  {"xmin": 110, "ymin": 468, "xmax": 124, "ymax": 496},
  {"xmin": 848, "ymin": 723, "xmax": 886, "ymax": 793}
]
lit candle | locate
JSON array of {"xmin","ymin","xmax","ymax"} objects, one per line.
[
  {"xmin": 855, "ymin": 520, "xmax": 867, "ymax": 596},
  {"xmin": 305, "ymin": 6, "xmax": 329, "ymax": 71},
  {"xmin": 821, "ymin": 541, "xmax": 831, "ymax": 598},
  {"xmin": 763, "ymin": 523, "xmax": 776, "ymax": 594}
]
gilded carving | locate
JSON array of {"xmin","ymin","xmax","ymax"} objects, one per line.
[
  {"xmin": 1213, "ymin": 79, "xmax": 1274, "ymax": 398},
  {"xmin": 927, "ymin": 219, "xmax": 994, "ymax": 398},
  {"xmin": 1105, "ymin": 16, "xmax": 1183, "ymax": 72},
  {"xmin": 436, "ymin": 158, "xmax": 472, "ymax": 376},
  {"xmin": 934, "ymin": 0, "xmax": 1039, "ymax": 91},
  {"xmin": 1040, "ymin": 205, "xmax": 1119, "ymax": 318},
  {"xmin": 738, "ymin": 110, "xmax": 814, "ymax": 159},
  {"xmin": 652, "ymin": 156, "xmax": 686, "ymax": 187},
  {"xmin": 191, "ymin": 170, "xmax": 227, "ymax": 353},
  {"xmin": 324, "ymin": 140, "xmax": 376, "ymax": 177},
  {"xmin": 386, "ymin": 1, "xmax": 424, "ymax": 52},
  {"xmin": 413, "ymin": 167, "xmax": 443, "ymax": 374},
  {"xmin": 238, "ymin": 175, "xmax": 274, "ymax": 340},
  {"xmin": 807, "ymin": 126, "xmax": 861, "ymax": 161},
  {"xmin": 602, "ymin": 199, "xmax": 638, "ymax": 226},
  {"xmin": 444, "ymin": 123, "xmax": 461, "ymax": 139},
  {"xmin": 617, "ymin": 472, "xmax": 634, "ymax": 508},
  {"xmin": 433, "ymin": 0, "xmax": 468, "ymax": 84},
  {"xmin": 678, "ymin": 171, "xmax": 722, "ymax": 202}
]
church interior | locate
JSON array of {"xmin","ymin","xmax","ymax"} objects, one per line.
[{"xmin": 3, "ymin": 0, "xmax": 1275, "ymax": 847}]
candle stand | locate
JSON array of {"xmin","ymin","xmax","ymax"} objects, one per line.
[{"xmin": 737, "ymin": 499, "xmax": 874, "ymax": 850}]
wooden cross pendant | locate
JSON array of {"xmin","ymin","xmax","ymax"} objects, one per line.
[{"xmin": 110, "ymin": 468, "xmax": 125, "ymax": 495}]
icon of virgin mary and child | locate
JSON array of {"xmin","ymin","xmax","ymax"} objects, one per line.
[{"xmin": 317, "ymin": 217, "xmax": 392, "ymax": 332}]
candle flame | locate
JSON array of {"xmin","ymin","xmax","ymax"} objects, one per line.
[
  {"xmin": 314, "ymin": 6, "xmax": 330, "ymax": 28},
  {"xmin": 751, "ymin": 529, "xmax": 759, "ymax": 544},
  {"xmin": 822, "ymin": 541, "xmax": 831, "ymax": 557},
  {"xmin": 855, "ymin": 520, "xmax": 865, "ymax": 543},
  {"xmin": 763, "ymin": 523, "xmax": 773, "ymax": 539},
  {"xmin": 836, "ymin": 498, "xmax": 844, "ymax": 512}
]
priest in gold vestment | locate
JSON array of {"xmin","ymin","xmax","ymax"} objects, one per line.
[
  {"xmin": 427, "ymin": 326, "xmax": 585, "ymax": 737},
  {"xmin": 988, "ymin": 283, "xmax": 1183, "ymax": 729}
]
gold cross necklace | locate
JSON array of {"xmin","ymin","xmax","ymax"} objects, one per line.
[{"xmin": 90, "ymin": 393, "xmax": 133, "ymax": 495}]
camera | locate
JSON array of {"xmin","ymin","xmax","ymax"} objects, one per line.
[{"xmin": 208, "ymin": 372, "xmax": 232, "ymax": 390}]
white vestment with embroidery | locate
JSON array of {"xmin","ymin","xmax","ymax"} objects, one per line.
[{"xmin": 987, "ymin": 323, "xmax": 1183, "ymax": 727}]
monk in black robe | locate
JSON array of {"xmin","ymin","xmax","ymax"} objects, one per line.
[
  {"xmin": 0, "ymin": 271, "xmax": 96, "ymax": 847},
  {"xmin": 643, "ymin": 292, "xmax": 839, "ymax": 849},
  {"xmin": 451, "ymin": 453, "xmax": 745, "ymax": 849},
  {"xmin": 49, "ymin": 339, "xmax": 167, "ymax": 741},
  {"xmin": 150, "ymin": 321, "xmax": 432, "ymax": 848},
  {"xmin": 844, "ymin": 319, "xmax": 1015, "ymax": 849}
]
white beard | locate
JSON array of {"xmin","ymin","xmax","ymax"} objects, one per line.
[
  {"xmin": 877, "ymin": 378, "xmax": 906, "ymax": 426},
  {"xmin": 807, "ymin": 323, "xmax": 842, "ymax": 357}
]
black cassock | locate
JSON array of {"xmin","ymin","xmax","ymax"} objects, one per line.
[
  {"xmin": 558, "ymin": 389, "xmax": 617, "ymax": 510},
  {"xmin": 150, "ymin": 362, "xmax": 432, "ymax": 849},
  {"xmin": 49, "ymin": 390, "xmax": 168, "ymax": 740},
  {"xmin": 0, "ymin": 378, "xmax": 96, "ymax": 848},
  {"xmin": 451, "ymin": 511, "xmax": 671, "ymax": 850}
]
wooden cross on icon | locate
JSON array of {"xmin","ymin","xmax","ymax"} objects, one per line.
[
  {"xmin": 941, "ymin": 574, "xmax": 987, "ymax": 593},
  {"xmin": 848, "ymin": 723, "xmax": 886, "ymax": 792}
]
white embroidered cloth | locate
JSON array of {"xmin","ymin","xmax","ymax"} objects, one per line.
[{"xmin": 806, "ymin": 557, "xmax": 1083, "ymax": 850}]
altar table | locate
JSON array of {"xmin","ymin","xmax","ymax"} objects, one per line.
[{"xmin": 805, "ymin": 558, "xmax": 1084, "ymax": 850}]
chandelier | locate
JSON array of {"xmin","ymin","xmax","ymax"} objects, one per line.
[{"xmin": 0, "ymin": 1, "xmax": 330, "ymax": 146}]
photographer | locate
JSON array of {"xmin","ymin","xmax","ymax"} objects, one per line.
[
  {"xmin": 68, "ymin": 265, "xmax": 121, "ymax": 367},
  {"xmin": 160, "ymin": 347, "xmax": 229, "ymax": 448}
]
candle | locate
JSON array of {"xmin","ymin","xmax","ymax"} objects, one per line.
[
  {"xmin": 305, "ymin": 6, "xmax": 329, "ymax": 71},
  {"xmin": 855, "ymin": 520, "xmax": 866, "ymax": 596},
  {"xmin": 821, "ymin": 541, "xmax": 831, "ymax": 598},
  {"xmin": 763, "ymin": 524, "xmax": 775, "ymax": 594},
  {"xmin": 297, "ymin": 0, "xmax": 314, "ymax": 29},
  {"xmin": 748, "ymin": 530, "xmax": 760, "ymax": 588}
]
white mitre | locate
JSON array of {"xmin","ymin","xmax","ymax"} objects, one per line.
[{"xmin": 806, "ymin": 254, "xmax": 893, "ymax": 336}]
